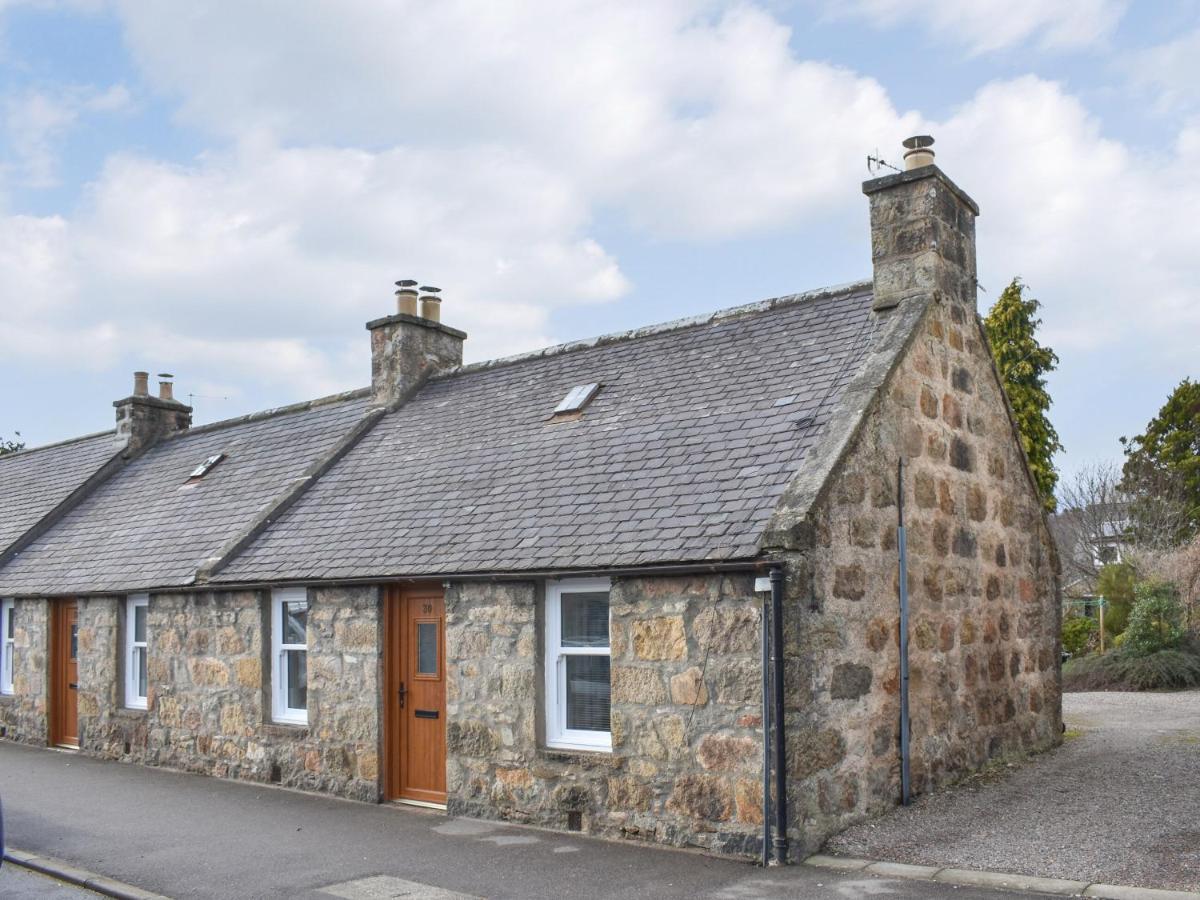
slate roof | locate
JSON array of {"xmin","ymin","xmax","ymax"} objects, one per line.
[
  {"xmin": 0, "ymin": 431, "xmax": 122, "ymax": 553},
  {"xmin": 0, "ymin": 392, "xmax": 371, "ymax": 596},
  {"xmin": 216, "ymin": 282, "xmax": 881, "ymax": 582}
]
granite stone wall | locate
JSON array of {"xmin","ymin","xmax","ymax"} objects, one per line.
[
  {"xmin": 0, "ymin": 597, "xmax": 50, "ymax": 743},
  {"xmin": 778, "ymin": 295, "xmax": 1062, "ymax": 855},
  {"xmin": 445, "ymin": 576, "xmax": 768, "ymax": 857},
  {"xmin": 70, "ymin": 586, "xmax": 381, "ymax": 801}
]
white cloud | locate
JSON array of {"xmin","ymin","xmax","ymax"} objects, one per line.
[
  {"xmin": 829, "ymin": 0, "xmax": 1127, "ymax": 54},
  {"xmin": 937, "ymin": 75, "xmax": 1200, "ymax": 367},
  {"xmin": 115, "ymin": 1, "xmax": 916, "ymax": 239},
  {"xmin": 0, "ymin": 140, "xmax": 628, "ymax": 398},
  {"xmin": 1127, "ymin": 28, "xmax": 1200, "ymax": 114},
  {"xmin": 1, "ymin": 83, "xmax": 131, "ymax": 188}
]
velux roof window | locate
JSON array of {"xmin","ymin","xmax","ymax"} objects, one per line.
[
  {"xmin": 186, "ymin": 453, "xmax": 225, "ymax": 482},
  {"xmin": 552, "ymin": 383, "xmax": 601, "ymax": 418}
]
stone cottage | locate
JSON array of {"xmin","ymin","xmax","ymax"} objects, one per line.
[{"xmin": 0, "ymin": 139, "xmax": 1061, "ymax": 862}]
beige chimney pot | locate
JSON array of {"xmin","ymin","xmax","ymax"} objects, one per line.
[
  {"xmin": 397, "ymin": 289, "xmax": 419, "ymax": 317},
  {"xmin": 420, "ymin": 294, "xmax": 442, "ymax": 323},
  {"xmin": 133, "ymin": 371, "xmax": 149, "ymax": 396},
  {"xmin": 159, "ymin": 380, "xmax": 174, "ymax": 401},
  {"xmin": 902, "ymin": 135, "xmax": 936, "ymax": 170}
]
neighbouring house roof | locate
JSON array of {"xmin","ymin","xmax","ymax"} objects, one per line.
[
  {"xmin": 0, "ymin": 431, "xmax": 124, "ymax": 554},
  {"xmin": 214, "ymin": 282, "xmax": 884, "ymax": 582},
  {"xmin": 0, "ymin": 391, "xmax": 372, "ymax": 596}
]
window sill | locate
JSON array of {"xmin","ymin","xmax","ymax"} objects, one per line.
[
  {"xmin": 113, "ymin": 706, "xmax": 148, "ymax": 719},
  {"xmin": 264, "ymin": 722, "xmax": 309, "ymax": 738},
  {"xmin": 537, "ymin": 747, "xmax": 623, "ymax": 769}
]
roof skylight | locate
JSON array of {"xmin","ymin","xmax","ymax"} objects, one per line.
[
  {"xmin": 553, "ymin": 383, "xmax": 601, "ymax": 416},
  {"xmin": 187, "ymin": 453, "xmax": 225, "ymax": 481}
]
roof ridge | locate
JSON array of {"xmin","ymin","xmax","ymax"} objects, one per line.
[
  {"xmin": 439, "ymin": 279, "xmax": 873, "ymax": 379},
  {"xmin": 0, "ymin": 428, "xmax": 118, "ymax": 461},
  {"xmin": 164, "ymin": 387, "xmax": 372, "ymax": 441}
]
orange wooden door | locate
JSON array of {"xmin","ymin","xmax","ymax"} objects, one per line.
[
  {"xmin": 51, "ymin": 600, "xmax": 79, "ymax": 748},
  {"xmin": 384, "ymin": 586, "xmax": 446, "ymax": 805}
]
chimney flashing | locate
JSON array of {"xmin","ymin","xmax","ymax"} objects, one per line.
[
  {"xmin": 862, "ymin": 164, "xmax": 980, "ymax": 216},
  {"xmin": 364, "ymin": 311, "xmax": 467, "ymax": 340}
]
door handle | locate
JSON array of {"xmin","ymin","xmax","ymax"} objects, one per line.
[
  {"xmin": 398, "ymin": 682, "xmax": 406, "ymax": 709},
  {"xmin": 69, "ymin": 683, "xmax": 78, "ymax": 690}
]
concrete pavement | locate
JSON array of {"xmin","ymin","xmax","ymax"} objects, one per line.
[
  {"xmin": 0, "ymin": 863, "xmax": 102, "ymax": 898},
  {"xmin": 1, "ymin": 740, "xmax": 1039, "ymax": 899}
]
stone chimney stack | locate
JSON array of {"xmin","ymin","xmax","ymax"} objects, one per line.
[
  {"xmin": 367, "ymin": 280, "xmax": 466, "ymax": 407},
  {"xmin": 862, "ymin": 136, "xmax": 980, "ymax": 316},
  {"xmin": 114, "ymin": 371, "xmax": 192, "ymax": 452}
]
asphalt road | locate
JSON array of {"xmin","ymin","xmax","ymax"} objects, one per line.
[
  {"xmin": 829, "ymin": 690, "xmax": 1200, "ymax": 891},
  {"xmin": 0, "ymin": 740, "xmax": 1040, "ymax": 900}
]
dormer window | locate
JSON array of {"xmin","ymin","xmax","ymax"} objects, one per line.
[{"xmin": 552, "ymin": 383, "xmax": 601, "ymax": 418}]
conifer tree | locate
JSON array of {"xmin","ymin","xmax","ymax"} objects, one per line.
[{"xmin": 983, "ymin": 278, "xmax": 1062, "ymax": 512}]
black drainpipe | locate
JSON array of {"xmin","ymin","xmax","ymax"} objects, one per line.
[
  {"xmin": 760, "ymin": 583, "xmax": 771, "ymax": 867},
  {"xmin": 769, "ymin": 565, "xmax": 788, "ymax": 864},
  {"xmin": 897, "ymin": 459, "xmax": 912, "ymax": 805}
]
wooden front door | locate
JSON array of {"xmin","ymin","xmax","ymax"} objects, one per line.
[
  {"xmin": 50, "ymin": 600, "xmax": 79, "ymax": 748},
  {"xmin": 384, "ymin": 585, "xmax": 447, "ymax": 805}
]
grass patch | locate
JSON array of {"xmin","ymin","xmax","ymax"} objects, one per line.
[
  {"xmin": 1063, "ymin": 646, "xmax": 1200, "ymax": 692},
  {"xmin": 1062, "ymin": 728, "xmax": 1085, "ymax": 741}
]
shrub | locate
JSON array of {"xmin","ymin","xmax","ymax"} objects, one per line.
[
  {"xmin": 1062, "ymin": 616, "xmax": 1098, "ymax": 656},
  {"xmin": 1123, "ymin": 581, "xmax": 1184, "ymax": 656},
  {"xmin": 1062, "ymin": 640, "xmax": 1200, "ymax": 692}
]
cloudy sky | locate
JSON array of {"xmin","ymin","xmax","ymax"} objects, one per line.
[{"xmin": 2, "ymin": 1, "xmax": 1197, "ymax": 480}]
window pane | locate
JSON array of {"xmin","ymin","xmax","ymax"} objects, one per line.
[
  {"xmin": 71, "ymin": 623, "xmax": 78, "ymax": 660},
  {"xmin": 565, "ymin": 655, "xmax": 610, "ymax": 732},
  {"xmin": 286, "ymin": 649, "xmax": 307, "ymax": 710},
  {"xmin": 137, "ymin": 646, "xmax": 148, "ymax": 698},
  {"xmin": 284, "ymin": 601, "xmax": 307, "ymax": 645},
  {"xmin": 417, "ymin": 622, "xmax": 438, "ymax": 675},
  {"xmin": 5, "ymin": 608, "xmax": 12, "ymax": 639},
  {"xmin": 560, "ymin": 591, "xmax": 609, "ymax": 648},
  {"xmin": 134, "ymin": 605, "xmax": 147, "ymax": 643}
]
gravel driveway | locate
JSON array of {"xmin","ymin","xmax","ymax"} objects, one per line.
[{"xmin": 826, "ymin": 690, "xmax": 1200, "ymax": 891}]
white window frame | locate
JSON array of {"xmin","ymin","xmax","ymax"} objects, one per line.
[
  {"xmin": 544, "ymin": 577, "xmax": 612, "ymax": 752},
  {"xmin": 124, "ymin": 594, "xmax": 149, "ymax": 709},
  {"xmin": 1, "ymin": 598, "xmax": 14, "ymax": 695},
  {"xmin": 271, "ymin": 587, "xmax": 309, "ymax": 726}
]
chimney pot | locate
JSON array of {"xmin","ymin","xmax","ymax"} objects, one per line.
[
  {"xmin": 158, "ymin": 378, "xmax": 174, "ymax": 402},
  {"xmin": 902, "ymin": 134, "xmax": 935, "ymax": 170},
  {"xmin": 133, "ymin": 371, "xmax": 149, "ymax": 396},
  {"xmin": 395, "ymin": 278, "xmax": 419, "ymax": 317},
  {"xmin": 419, "ymin": 286, "xmax": 442, "ymax": 323}
]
